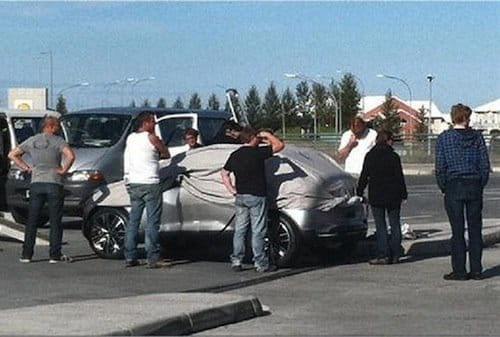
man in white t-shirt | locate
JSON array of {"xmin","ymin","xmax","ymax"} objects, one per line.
[
  {"xmin": 338, "ymin": 116, "xmax": 377, "ymax": 176},
  {"xmin": 123, "ymin": 111, "xmax": 170, "ymax": 269}
]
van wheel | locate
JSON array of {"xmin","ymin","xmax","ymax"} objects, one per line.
[
  {"xmin": 267, "ymin": 211, "xmax": 301, "ymax": 267},
  {"xmin": 86, "ymin": 207, "xmax": 128, "ymax": 259},
  {"xmin": 10, "ymin": 207, "xmax": 49, "ymax": 227}
]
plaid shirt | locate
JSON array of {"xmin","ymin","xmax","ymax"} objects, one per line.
[{"xmin": 435, "ymin": 128, "xmax": 490, "ymax": 192}]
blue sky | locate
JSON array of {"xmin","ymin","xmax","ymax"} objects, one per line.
[{"xmin": 0, "ymin": 2, "xmax": 498, "ymax": 113}]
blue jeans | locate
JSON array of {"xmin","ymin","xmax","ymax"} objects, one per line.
[
  {"xmin": 124, "ymin": 184, "xmax": 162, "ymax": 264},
  {"xmin": 371, "ymin": 206, "xmax": 402, "ymax": 259},
  {"xmin": 444, "ymin": 178, "xmax": 483, "ymax": 275},
  {"xmin": 231, "ymin": 194, "xmax": 268, "ymax": 268},
  {"xmin": 22, "ymin": 183, "xmax": 64, "ymax": 259}
]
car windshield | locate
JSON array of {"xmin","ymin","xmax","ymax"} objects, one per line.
[
  {"xmin": 62, "ymin": 114, "xmax": 130, "ymax": 148},
  {"xmin": 11, "ymin": 117, "xmax": 44, "ymax": 144}
]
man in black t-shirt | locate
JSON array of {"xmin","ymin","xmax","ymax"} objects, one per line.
[{"xmin": 221, "ymin": 127, "xmax": 284, "ymax": 272}]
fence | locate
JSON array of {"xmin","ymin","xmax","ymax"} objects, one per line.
[{"xmin": 283, "ymin": 133, "xmax": 500, "ymax": 164}]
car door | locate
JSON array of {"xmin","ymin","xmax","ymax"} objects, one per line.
[
  {"xmin": 155, "ymin": 113, "xmax": 198, "ymax": 157},
  {"xmin": 0, "ymin": 113, "xmax": 10, "ymax": 211}
]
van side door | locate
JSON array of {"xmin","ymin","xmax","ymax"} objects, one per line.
[{"xmin": 155, "ymin": 113, "xmax": 198, "ymax": 157}]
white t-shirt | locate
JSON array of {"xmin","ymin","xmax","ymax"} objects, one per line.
[
  {"xmin": 124, "ymin": 131, "xmax": 160, "ymax": 184},
  {"xmin": 339, "ymin": 128, "xmax": 377, "ymax": 175}
]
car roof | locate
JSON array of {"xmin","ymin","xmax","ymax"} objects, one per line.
[
  {"xmin": 0, "ymin": 109, "xmax": 60, "ymax": 118},
  {"xmin": 65, "ymin": 107, "xmax": 231, "ymax": 119}
]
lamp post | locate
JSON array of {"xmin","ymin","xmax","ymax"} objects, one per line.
[
  {"xmin": 120, "ymin": 77, "xmax": 136, "ymax": 106},
  {"xmin": 316, "ymin": 74, "xmax": 342, "ymax": 133},
  {"xmin": 40, "ymin": 50, "xmax": 53, "ymax": 109},
  {"xmin": 376, "ymin": 73, "xmax": 412, "ymax": 107},
  {"xmin": 57, "ymin": 81, "xmax": 89, "ymax": 110},
  {"xmin": 103, "ymin": 80, "xmax": 121, "ymax": 106},
  {"xmin": 131, "ymin": 76, "xmax": 155, "ymax": 103},
  {"xmin": 426, "ymin": 74, "xmax": 434, "ymax": 156}
]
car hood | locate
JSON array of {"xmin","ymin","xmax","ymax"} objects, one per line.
[
  {"xmin": 92, "ymin": 144, "xmax": 358, "ymax": 212},
  {"xmin": 69, "ymin": 147, "xmax": 111, "ymax": 172}
]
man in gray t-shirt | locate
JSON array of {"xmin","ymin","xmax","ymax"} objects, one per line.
[{"xmin": 8, "ymin": 116, "xmax": 75, "ymax": 263}]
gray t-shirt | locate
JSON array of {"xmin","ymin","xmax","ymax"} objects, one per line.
[{"xmin": 19, "ymin": 133, "xmax": 68, "ymax": 185}]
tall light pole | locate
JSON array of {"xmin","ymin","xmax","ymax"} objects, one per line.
[
  {"xmin": 337, "ymin": 70, "xmax": 365, "ymax": 113},
  {"xmin": 426, "ymin": 74, "xmax": 435, "ymax": 156},
  {"xmin": 376, "ymin": 73, "xmax": 412, "ymax": 107},
  {"xmin": 103, "ymin": 80, "xmax": 121, "ymax": 106},
  {"xmin": 120, "ymin": 77, "xmax": 136, "ymax": 106},
  {"xmin": 57, "ymin": 81, "xmax": 89, "ymax": 110},
  {"xmin": 40, "ymin": 50, "xmax": 53, "ymax": 109},
  {"xmin": 131, "ymin": 76, "xmax": 155, "ymax": 103},
  {"xmin": 317, "ymin": 74, "xmax": 342, "ymax": 133}
]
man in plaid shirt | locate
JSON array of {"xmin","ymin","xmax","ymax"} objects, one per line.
[{"xmin": 435, "ymin": 103, "xmax": 490, "ymax": 281}]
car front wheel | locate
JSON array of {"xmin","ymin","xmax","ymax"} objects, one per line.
[
  {"xmin": 267, "ymin": 211, "xmax": 301, "ymax": 267},
  {"xmin": 85, "ymin": 207, "xmax": 128, "ymax": 259}
]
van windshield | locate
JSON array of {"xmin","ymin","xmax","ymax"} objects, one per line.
[{"xmin": 62, "ymin": 114, "xmax": 130, "ymax": 148}]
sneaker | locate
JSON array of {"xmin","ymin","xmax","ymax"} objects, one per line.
[
  {"xmin": 146, "ymin": 260, "xmax": 172, "ymax": 269},
  {"xmin": 443, "ymin": 272, "xmax": 469, "ymax": 281},
  {"xmin": 255, "ymin": 265, "xmax": 278, "ymax": 273},
  {"xmin": 231, "ymin": 264, "xmax": 243, "ymax": 272},
  {"xmin": 49, "ymin": 255, "xmax": 73, "ymax": 264},
  {"xmin": 369, "ymin": 257, "xmax": 389, "ymax": 265},
  {"xmin": 19, "ymin": 257, "xmax": 31, "ymax": 263},
  {"xmin": 125, "ymin": 259, "xmax": 141, "ymax": 268}
]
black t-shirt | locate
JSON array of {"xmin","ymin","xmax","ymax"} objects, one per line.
[{"xmin": 223, "ymin": 145, "xmax": 273, "ymax": 196}]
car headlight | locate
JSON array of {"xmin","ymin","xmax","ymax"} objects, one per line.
[
  {"xmin": 66, "ymin": 170, "xmax": 105, "ymax": 182},
  {"xmin": 8, "ymin": 169, "xmax": 28, "ymax": 181}
]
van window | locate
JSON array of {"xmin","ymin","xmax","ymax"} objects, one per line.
[
  {"xmin": 157, "ymin": 117, "xmax": 193, "ymax": 147},
  {"xmin": 62, "ymin": 114, "xmax": 130, "ymax": 148},
  {"xmin": 198, "ymin": 118, "xmax": 227, "ymax": 144},
  {"xmin": 12, "ymin": 118, "xmax": 44, "ymax": 144}
]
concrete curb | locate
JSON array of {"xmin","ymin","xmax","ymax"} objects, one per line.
[{"xmin": 0, "ymin": 293, "xmax": 264, "ymax": 336}]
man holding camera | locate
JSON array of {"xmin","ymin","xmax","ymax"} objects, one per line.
[{"xmin": 221, "ymin": 127, "xmax": 284, "ymax": 273}]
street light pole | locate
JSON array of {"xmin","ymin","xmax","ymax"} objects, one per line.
[
  {"xmin": 103, "ymin": 80, "xmax": 121, "ymax": 106},
  {"xmin": 427, "ymin": 74, "xmax": 434, "ymax": 156},
  {"xmin": 131, "ymin": 76, "xmax": 156, "ymax": 103},
  {"xmin": 57, "ymin": 81, "xmax": 89, "ymax": 110},
  {"xmin": 120, "ymin": 77, "xmax": 136, "ymax": 106},
  {"xmin": 376, "ymin": 73, "xmax": 413, "ymax": 107},
  {"xmin": 40, "ymin": 50, "xmax": 53, "ymax": 109}
]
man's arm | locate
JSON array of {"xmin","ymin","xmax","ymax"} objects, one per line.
[
  {"xmin": 220, "ymin": 169, "xmax": 236, "ymax": 195},
  {"xmin": 258, "ymin": 131, "xmax": 284, "ymax": 153},
  {"xmin": 57, "ymin": 146, "xmax": 75, "ymax": 175},
  {"xmin": 149, "ymin": 133, "xmax": 170, "ymax": 159},
  {"xmin": 338, "ymin": 133, "xmax": 358, "ymax": 161},
  {"xmin": 8, "ymin": 147, "xmax": 31, "ymax": 172}
]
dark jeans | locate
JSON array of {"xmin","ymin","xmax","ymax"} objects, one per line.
[
  {"xmin": 444, "ymin": 178, "xmax": 483, "ymax": 275},
  {"xmin": 371, "ymin": 206, "xmax": 402, "ymax": 259},
  {"xmin": 22, "ymin": 182, "xmax": 64, "ymax": 259}
]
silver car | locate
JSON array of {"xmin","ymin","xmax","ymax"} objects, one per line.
[{"xmin": 82, "ymin": 143, "xmax": 367, "ymax": 267}]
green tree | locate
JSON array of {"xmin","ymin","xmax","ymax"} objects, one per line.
[
  {"xmin": 311, "ymin": 82, "xmax": 329, "ymax": 131},
  {"xmin": 207, "ymin": 93, "xmax": 220, "ymax": 110},
  {"xmin": 141, "ymin": 99, "xmax": 151, "ymax": 107},
  {"xmin": 281, "ymin": 87, "xmax": 298, "ymax": 129},
  {"xmin": 335, "ymin": 73, "xmax": 361, "ymax": 130},
  {"xmin": 244, "ymin": 86, "xmax": 262, "ymax": 127},
  {"xmin": 55, "ymin": 95, "xmax": 68, "ymax": 114},
  {"xmin": 372, "ymin": 90, "xmax": 402, "ymax": 135},
  {"xmin": 157, "ymin": 97, "xmax": 167, "ymax": 108},
  {"xmin": 172, "ymin": 96, "xmax": 184, "ymax": 109},
  {"xmin": 414, "ymin": 106, "xmax": 429, "ymax": 141},
  {"xmin": 129, "ymin": 100, "xmax": 136, "ymax": 108},
  {"xmin": 189, "ymin": 93, "xmax": 202, "ymax": 109},
  {"xmin": 261, "ymin": 82, "xmax": 281, "ymax": 130},
  {"xmin": 295, "ymin": 81, "xmax": 313, "ymax": 132}
]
